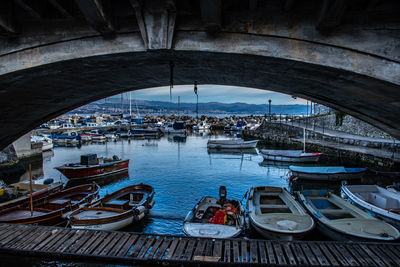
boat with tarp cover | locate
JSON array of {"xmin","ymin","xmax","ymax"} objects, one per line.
[
  {"xmin": 341, "ymin": 184, "xmax": 400, "ymax": 229},
  {"xmin": 297, "ymin": 189, "xmax": 400, "ymax": 241},
  {"xmin": 69, "ymin": 183, "xmax": 155, "ymax": 230},
  {"xmin": 55, "ymin": 154, "xmax": 129, "ymax": 179},
  {"xmin": 289, "ymin": 166, "xmax": 367, "ymax": 181},
  {"xmin": 247, "ymin": 186, "xmax": 314, "ymax": 241},
  {"xmin": 260, "ymin": 149, "xmax": 323, "ymax": 163},
  {"xmin": 0, "ymin": 183, "xmax": 99, "ymax": 226},
  {"xmin": 183, "ymin": 186, "xmax": 245, "ymax": 239}
]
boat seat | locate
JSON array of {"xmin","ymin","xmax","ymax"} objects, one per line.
[
  {"xmin": 369, "ymin": 193, "xmax": 400, "ymax": 209},
  {"xmin": 105, "ymin": 199, "xmax": 129, "ymax": 208},
  {"xmin": 49, "ymin": 199, "xmax": 70, "ymax": 205},
  {"xmin": 259, "ymin": 204, "xmax": 287, "ymax": 208},
  {"xmin": 320, "ymin": 209, "xmax": 346, "ymax": 214}
]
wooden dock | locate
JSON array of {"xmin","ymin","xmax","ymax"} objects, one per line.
[{"xmin": 0, "ymin": 223, "xmax": 399, "ymax": 266}]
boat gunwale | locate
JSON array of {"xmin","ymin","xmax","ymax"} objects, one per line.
[{"xmin": 55, "ymin": 159, "xmax": 129, "ymax": 170}]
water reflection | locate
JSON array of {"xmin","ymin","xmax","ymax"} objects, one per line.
[
  {"xmin": 65, "ymin": 170, "xmax": 130, "ymax": 188},
  {"xmin": 207, "ymin": 148, "xmax": 258, "ymax": 155}
]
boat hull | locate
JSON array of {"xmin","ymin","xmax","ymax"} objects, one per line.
[
  {"xmin": 183, "ymin": 221, "xmax": 242, "ymax": 239},
  {"xmin": 72, "ymin": 216, "xmax": 133, "ymax": 231},
  {"xmin": 207, "ymin": 140, "xmax": 258, "ymax": 149},
  {"xmin": 291, "ymin": 171, "xmax": 364, "ymax": 181},
  {"xmin": 56, "ymin": 160, "xmax": 129, "ymax": 179},
  {"xmin": 261, "ymin": 153, "xmax": 320, "ymax": 163},
  {"xmin": 250, "ymin": 218, "xmax": 308, "ymax": 241}
]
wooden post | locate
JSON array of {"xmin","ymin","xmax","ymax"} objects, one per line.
[{"xmin": 29, "ymin": 164, "xmax": 34, "ymax": 216}]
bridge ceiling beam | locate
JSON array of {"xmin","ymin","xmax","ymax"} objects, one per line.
[
  {"xmin": 200, "ymin": 0, "xmax": 221, "ymax": 32},
  {"xmin": 129, "ymin": 0, "xmax": 176, "ymax": 49},
  {"xmin": 48, "ymin": 0, "xmax": 72, "ymax": 19},
  {"xmin": 249, "ymin": 0, "xmax": 258, "ymax": 11},
  {"xmin": 0, "ymin": 1, "xmax": 17, "ymax": 37},
  {"xmin": 316, "ymin": 0, "xmax": 348, "ymax": 33},
  {"xmin": 74, "ymin": 0, "xmax": 115, "ymax": 38},
  {"xmin": 15, "ymin": 0, "xmax": 42, "ymax": 20}
]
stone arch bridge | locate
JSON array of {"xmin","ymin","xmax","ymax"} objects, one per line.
[{"xmin": 0, "ymin": 0, "xmax": 399, "ymax": 149}]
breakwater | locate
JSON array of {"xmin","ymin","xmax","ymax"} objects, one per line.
[{"xmin": 243, "ymin": 120, "xmax": 400, "ymax": 170}]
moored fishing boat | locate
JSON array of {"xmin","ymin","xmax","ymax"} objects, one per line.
[
  {"xmin": 55, "ymin": 154, "xmax": 129, "ymax": 179},
  {"xmin": 183, "ymin": 186, "xmax": 245, "ymax": 238},
  {"xmin": 289, "ymin": 166, "xmax": 367, "ymax": 181},
  {"xmin": 341, "ymin": 184, "xmax": 400, "ymax": 229},
  {"xmin": 260, "ymin": 149, "xmax": 323, "ymax": 163},
  {"xmin": 69, "ymin": 183, "xmax": 155, "ymax": 230},
  {"xmin": 207, "ymin": 139, "xmax": 258, "ymax": 149},
  {"xmin": 297, "ymin": 190, "xmax": 400, "ymax": 241},
  {"xmin": 0, "ymin": 182, "xmax": 63, "ymax": 212},
  {"xmin": 247, "ymin": 186, "xmax": 314, "ymax": 240},
  {"xmin": 0, "ymin": 183, "xmax": 99, "ymax": 226}
]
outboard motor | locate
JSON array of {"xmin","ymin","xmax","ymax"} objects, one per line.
[{"xmin": 219, "ymin": 186, "xmax": 227, "ymax": 205}]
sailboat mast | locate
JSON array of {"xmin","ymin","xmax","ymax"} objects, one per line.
[
  {"xmin": 178, "ymin": 96, "xmax": 180, "ymax": 116},
  {"xmin": 29, "ymin": 164, "xmax": 33, "ymax": 216},
  {"xmin": 129, "ymin": 92, "xmax": 132, "ymax": 117}
]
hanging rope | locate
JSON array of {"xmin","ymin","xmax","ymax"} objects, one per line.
[{"xmin": 169, "ymin": 60, "xmax": 174, "ymax": 101}]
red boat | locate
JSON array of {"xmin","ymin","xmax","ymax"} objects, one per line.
[{"xmin": 55, "ymin": 154, "xmax": 129, "ymax": 179}]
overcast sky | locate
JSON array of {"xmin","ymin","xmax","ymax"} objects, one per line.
[{"xmin": 111, "ymin": 85, "xmax": 307, "ymax": 105}]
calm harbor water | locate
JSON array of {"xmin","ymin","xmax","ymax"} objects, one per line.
[
  {"xmin": 4, "ymin": 132, "xmax": 373, "ymax": 266},
  {"xmin": 43, "ymin": 132, "xmax": 291, "ymax": 237}
]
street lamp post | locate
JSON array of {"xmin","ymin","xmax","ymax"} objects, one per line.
[{"xmin": 268, "ymin": 99, "xmax": 272, "ymax": 121}]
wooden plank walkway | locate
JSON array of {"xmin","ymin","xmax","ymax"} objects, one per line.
[{"xmin": 0, "ymin": 223, "xmax": 399, "ymax": 266}]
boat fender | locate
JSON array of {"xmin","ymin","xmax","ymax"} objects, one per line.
[
  {"xmin": 136, "ymin": 212, "xmax": 145, "ymax": 221},
  {"xmin": 147, "ymin": 200, "xmax": 155, "ymax": 209},
  {"xmin": 135, "ymin": 206, "xmax": 146, "ymax": 214}
]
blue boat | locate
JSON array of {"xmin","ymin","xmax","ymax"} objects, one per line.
[{"xmin": 289, "ymin": 166, "xmax": 367, "ymax": 181}]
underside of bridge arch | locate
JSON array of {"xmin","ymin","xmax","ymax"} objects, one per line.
[{"xmin": 0, "ymin": 46, "xmax": 399, "ymax": 150}]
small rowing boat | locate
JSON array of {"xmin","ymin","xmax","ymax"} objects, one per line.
[
  {"xmin": 55, "ymin": 154, "xmax": 129, "ymax": 179},
  {"xmin": 0, "ymin": 183, "xmax": 99, "ymax": 226},
  {"xmin": 207, "ymin": 139, "xmax": 258, "ymax": 149},
  {"xmin": 341, "ymin": 184, "xmax": 400, "ymax": 229},
  {"xmin": 297, "ymin": 190, "xmax": 400, "ymax": 241},
  {"xmin": 183, "ymin": 186, "xmax": 245, "ymax": 238},
  {"xmin": 260, "ymin": 149, "xmax": 322, "ymax": 163},
  {"xmin": 69, "ymin": 183, "xmax": 155, "ymax": 230},
  {"xmin": 247, "ymin": 186, "xmax": 314, "ymax": 240},
  {"xmin": 289, "ymin": 166, "xmax": 367, "ymax": 181}
]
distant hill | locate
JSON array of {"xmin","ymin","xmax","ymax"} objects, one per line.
[{"xmin": 73, "ymin": 98, "xmax": 321, "ymax": 115}]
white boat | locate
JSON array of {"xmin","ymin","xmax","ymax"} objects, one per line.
[
  {"xmin": 207, "ymin": 139, "xmax": 258, "ymax": 149},
  {"xmin": 163, "ymin": 121, "xmax": 187, "ymax": 134},
  {"xmin": 297, "ymin": 190, "xmax": 400, "ymax": 241},
  {"xmin": 193, "ymin": 121, "xmax": 210, "ymax": 131},
  {"xmin": 289, "ymin": 166, "xmax": 367, "ymax": 181},
  {"xmin": 69, "ymin": 184, "xmax": 154, "ymax": 231},
  {"xmin": 260, "ymin": 149, "xmax": 322, "ymax": 163},
  {"xmin": 183, "ymin": 186, "xmax": 245, "ymax": 238},
  {"xmin": 341, "ymin": 184, "xmax": 400, "ymax": 229},
  {"xmin": 247, "ymin": 186, "xmax": 314, "ymax": 241},
  {"xmin": 31, "ymin": 135, "xmax": 53, "ymax": 151}
]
